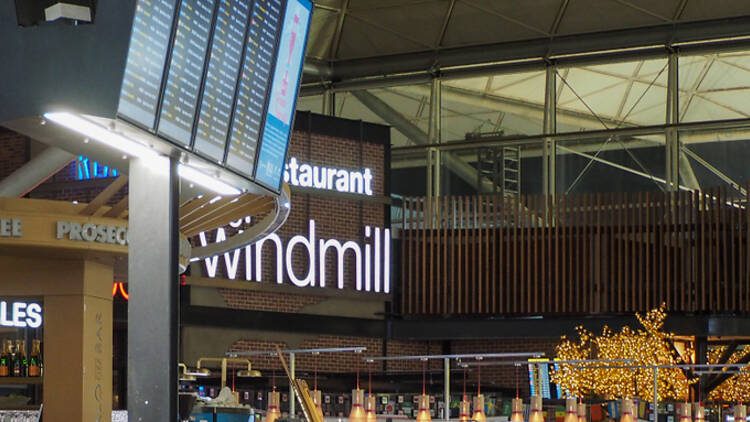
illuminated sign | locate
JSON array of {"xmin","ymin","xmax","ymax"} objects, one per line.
[
  {"xmin": 283, "ymin": 157, "xmax": 374, "ymax": 196},
  {"xmin": 76, "ymin": 156, "xmax": 118, "ymax": 180},
  {"xmin": 199, "ymin": 219, "xmax": 391, "ymax": 293},
  {"xmin": 0, "ymin": 218, "xmax": 22, "ymax": 237},
  {"xmin": 56, "ymin": 221, "xmax": 128, "ymax": 245},
  {"xmin": 0, "ymin": 301, "xmax": 42, "ymax": 328}
]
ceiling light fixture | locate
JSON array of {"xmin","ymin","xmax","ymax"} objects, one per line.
[
  {"xmin": 43, "ymin": 112, "xmax": 158, "ymax": 159},
  {"xmin": 177, "ymin": 165, "xmax": 241, "ymax": 196}
]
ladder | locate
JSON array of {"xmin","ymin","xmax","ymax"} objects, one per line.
[{"xmin": 476, "ymin": 146, "xmax": 521, "ymax": 199}]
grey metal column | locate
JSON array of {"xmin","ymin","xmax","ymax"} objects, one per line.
[
  {"xmin": 444, "ymin": 358, "xmax": 450, "ymax": 422},
  {"xmin": 543, "ymin": 65, "xmax": 557, "ymax": 197},
  {"xmin": 290, "ymin": 352, "xmax": 296, "ymax": 416},
  {"xmin": 666, "ymin": 53, "xmax": 680, "ymax": 192},
  {"xmin": 128, "ymin": 155, "xmax": 179, "ymax": 422},
  {"xmin": 323, "ymin": 90, "xmax": 335, "ymax": 116},
  {"xmin": 427, "ymin": 77, "xmax": 442, "ymax": 198}
]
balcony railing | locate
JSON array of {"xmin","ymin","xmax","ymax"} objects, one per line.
[{"xmin": 400, "ymin": 187, "xmax": 750, "ymax": 316}]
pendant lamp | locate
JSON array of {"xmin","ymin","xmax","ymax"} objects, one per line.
[
  {"xmin": 565, "ymin": 399, "xmax": 578, "ymax": 422},
  {"xmin": 267, "ymin": 391, "xmax": 281, "ymax": 422},
  {"xmin": 416, "ymin": 394, "xmax": 432, "ymax": 422},
  {"xmin": 351, "ymin": 362, "xmax": 366, "ymax": 422},
  {"xmin": 366, "ymin": 363, "xmax": 377, "ymax": 422},
  {"xmin": 350, "ymin": 389, "xmax": 367, "ymax": 422},
  {"xmin": 529, "ymin": 396, "xmax": 544, "ymax": 422},
  {"xmin": 313, "ymin": 354, "xmax": 324, "ymax": 421},
  {"xmin": 416, "ymin": 360, "xmax": 432, "ymax": 422},
  {"xmin": 472, "ymin": 395, "xmax": 487, "ymax": 422},
  {"xmin": 459, "ymin": 367, "xmax": 471, "ymax": 422},
  {"xmin": 678, "ymin": 403, "xmax": 692, "ymax": 422},
  {"xmin": 267, "ymin": 370, "xmax": 281, "ymax": 422},
  {"xmin": 312, "ymin": 390, "xmax": 324, "ymax": 421},
  {"xmin": 578, "ymin": 401, "xmax": 587, "ymax": 422},
  {"xmin": 693, "ymin": 404, "xmax": 705, "ymax": 422},
  {"xmin": 471, "ymin": 362, "xmax": 486, "ymax": 422},
  {"xmin": 510, "ymin": 398, "xmax": 524, "ymax": 422},
  {"xmin": 510, "ymin": 365, "xmax": 524, "ymax": 422},
  {"xmin": 366, "ymin": 395, "xmax": 377, "ymax": 422},
  {"xmin": 734, "ymin": 404, "xmax": 746, "ymax": 422},
  {"xmin": 620, "ymin": 399, "xmax": 635, "ymax": 422}
]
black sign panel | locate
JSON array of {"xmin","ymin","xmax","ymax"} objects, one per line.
[
  {"xmin": 225, "ymin": 0, "xmax": 285, "ymax": 176},
  {"xmin": 157, "ymin": 0, "xmax": 216, "ymax": 147},
  {"xmin": 192, "ymin": 0, "xmax": 251, "ymax": 163},
  {"xmin": 118, "ymin": 0, "xmax": 177, "ymax": 130}
]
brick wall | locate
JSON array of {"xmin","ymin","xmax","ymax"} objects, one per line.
[
  {"xmin": 0, "ymin": 129, "xmax": 29, "ymax": 181},
  {"xmin": 211, "ymin": 119, "xmax": 388, "ymax": 309},
  {"xmin": 451, "ymin": 339, "xmax": 559, "ymax": 394},
  {"xmin": 228, "ymin": 335, "xmax": 444, "ymax": 373}
]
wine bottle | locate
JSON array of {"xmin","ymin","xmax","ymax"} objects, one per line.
[
  {"xmin": 28, "ymin": 339, "xmax": 41, "ymax": 377},
  {"xmin": 0, "ymin": 339, "xmax": 10, "ymax": 377},
  {"xmin": 13, "ymin": 340, "xmax": 26, "ymax": 377}
]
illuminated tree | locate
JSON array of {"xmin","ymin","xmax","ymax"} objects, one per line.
[
  {"xmin": 551, "ymin": 305, "xmax": 696, "ymax": 401},
  {"xmin": 707, "ymin": 346, "xmax": 750, "ymax": 402}
]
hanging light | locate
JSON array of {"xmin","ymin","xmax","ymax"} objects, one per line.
[
  {"xmin": 351, "ymin": 360, "xmax": 366, "ymax": 422},
  {"xmin": 471, "ymin": 360, "xmax": 486, "ymax": 422},
  {"xmin": 529, "ymin": 396, "xmax": 544, "ymax": 422},
  {"xmin": 366, "ymin": 362, "xmax": 377, "ymax": 422},
  {"xmin": 565, "ymin": 398, "xmax": 578, "ymax": 422},
  {"xmin": 734, "ymin": 403, "xmax": 746, "ymax": 422},
  {"xmin": 312, "ymin": 353, "xmax": 324, "ymax": 421},
  {"xmin": 678, "ymin": 402, "xmax": 692, "ymax": 422},
  {"xmin": 620, "ymin": 399, "xmax": 635, "ymax": 422},
  {"xmin": 267, "ymin": 369, "xmax": 281, "ymax": 422},
  {"xmin": 459, "ymin": 366, "xmax": 471, "ymax": 422},
  {"xmin": 693, "ymin": 403, "xmax": 705, "ymax": 422},
  {"xmin": 510, "ymin": 398, "xmax": 524, "ymax": 422},
  {"xmin": 510, "ymin": 366, "xmax": 523, "ymax": 422},
  {"xmin": 577, "ymin": 401, "xmax": 587, "ymax": 422},
  {"xmin": 416, "ymin": 359, "xmax": 432, "ymax": 422}
]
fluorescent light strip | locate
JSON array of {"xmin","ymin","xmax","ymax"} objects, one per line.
[
  {"xmin": 43, "ymin": 112, "xmax": 159, "ymax": 159},
  {"xmin": 178, "ymin": 164, "xmax": 241, "ymax": 196}
]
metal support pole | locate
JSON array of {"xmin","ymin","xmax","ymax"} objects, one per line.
[
  {"xmin": 323, "ymin": 90, "xmax": 335, "ymax": 116},
  {"xmin": 427, "ymin": 77, "xmax": 442, "ymax": 198},
  {"xmin": 444, "ymin": 358, "xmax": 450, "ymax": 422},
  {"xmin": 666, "ymin": 53, "xmax": 680, "ymax": 192},
  {"xmin": 290, "ymin": 352, "xmax": 296, "ymax": 416},
  {"xmin": 543, "ymin": 65, "xmax": 557, "ymax": 198},
  {"xmin": 128, "ymin": 155, "xmax": 179, "ymax": 422},
  {"xmin": 653, "ymin": 367, "xmax": 659, "ymax": 422}
]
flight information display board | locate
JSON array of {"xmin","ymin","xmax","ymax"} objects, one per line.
[
  {"xmin": 193, "ymin": 0, "xmax": 251, "ymax": 162},
  {"xmin": 225, "ymin": 0, "xmax": 284, "ymax": 175},
  {"xmin": 254, "ymin": 0, "xmax": 312, "ymax": 190},
  {"xmin": 157, "ymin": 0, "xmax": 216, "ymax": 146},
  {"xmin": 116, "ymin": 0, "xmax": 313, "ymax": 192},
  {"xmin": 117, "ymin": 0, "xmax": 177, "ymax": 130}
]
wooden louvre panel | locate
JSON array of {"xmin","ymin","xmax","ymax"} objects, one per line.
[{"xmin": 400, "ymin": 187, "xmax": 750, "ymax": 317}]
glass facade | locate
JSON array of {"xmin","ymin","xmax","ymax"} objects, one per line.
[{"xmin": 296, "ymin": 47, "xmax": 750, "ymax": 199}]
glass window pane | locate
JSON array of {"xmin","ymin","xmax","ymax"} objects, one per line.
[
  {"xmin": 679, "ymin": 50, "xmax": 750, "ymax": 122},
  {"xmin": 557, "ymin": 57, "xmax": 668, "ymax": 131}
]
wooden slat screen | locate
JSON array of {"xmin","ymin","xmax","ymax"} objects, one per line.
[{"xmin": 400, "ymin": 187, "xmax": 750, "ymax": 316}]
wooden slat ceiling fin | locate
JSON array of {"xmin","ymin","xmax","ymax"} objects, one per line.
[
  {"xmin": 102, "ymin": 195, "xmax": 129, "ymax": 218},
  {"xmin": 179, "ymin": 196, "xmax": 214, "ymax": 220},
  {"xmin": 180, "ymin": 195, "xmax": 265, "ymax": 233},
  {"xmin": 79, "ymin": 175, "xmax": 129, "ymax": 216},
  {"xmin": 181, "ymin": 199, "xmax": 275, "ymax": 237},
  {"xmin": 179, "ymin": 195, "xmax": 248, "ymax": 229}
]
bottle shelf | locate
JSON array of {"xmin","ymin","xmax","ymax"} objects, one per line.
[{"xmin": 0, "ymin": 377, "xmax": 42, "ymax": 385}]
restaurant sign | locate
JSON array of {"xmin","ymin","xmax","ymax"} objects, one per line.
[{"xmin": 199, "ymin": 220, "xmax": 391, "ymax": 293}]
